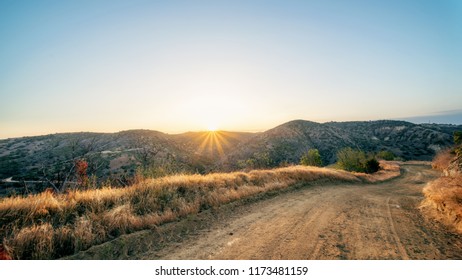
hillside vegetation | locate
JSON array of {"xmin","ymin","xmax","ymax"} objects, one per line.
[
  {"xmin": 0, "ymin": 162, "xmax": 399, "ymax": 259},
  {"xmin": 223, "ymin": 120, "xmax": 460, "ymax": 170},
  {"xmin": 1, "ymin": 120, "xmax": 459, "ymax": 194}
]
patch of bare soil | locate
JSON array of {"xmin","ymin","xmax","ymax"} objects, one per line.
[{"xmin": 68, "ymin": 164, "xmax": 462, "ymax": 260}]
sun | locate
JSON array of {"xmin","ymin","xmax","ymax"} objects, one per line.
[{"xmin": 207, "ymin": 124, "xmax": 218, "ymax": 132}]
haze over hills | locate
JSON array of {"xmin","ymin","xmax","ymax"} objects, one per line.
[{"xmin": 1, "ymin": 120, "xmax": 461, "ymax": 188}]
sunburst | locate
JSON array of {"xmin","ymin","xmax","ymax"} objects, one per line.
[{"xmin": 196, "ymin": 130, "xmax": 232, "ymax": 158}]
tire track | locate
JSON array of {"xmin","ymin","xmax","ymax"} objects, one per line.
[{"xmin": 386, "ymin": 197, "xmax": 409, "ymax": 260}]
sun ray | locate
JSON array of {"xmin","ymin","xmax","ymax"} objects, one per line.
[
  {"xmin": 197, "ymin": 131, "xmax": 213, "ymax": 155},
  {"xmin": 214, "ymin": 131, "xmax": 231, "ymax": 151},
  {"xmin": 211, "ymin": 131, "xmax": 225, "ymax": 158},
  {"xmin": 195, "ymin": 130, "xmax": 232, "ymax": 159}
]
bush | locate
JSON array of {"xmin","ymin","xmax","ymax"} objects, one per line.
[
  {"xmin": 300, "ymin": 149, "xmax": 323, "ymax": 167},
  {"xmin": 336, "ymin": 148, "xmax": 367, "ymax": 172},
  {"xmin": 238, "ymin": 152, "xmax": 273, "ymax": 169},
  {"xmin": 364, "ymin": 158, "xmax": 380, "ymax": 174},
  {"xmin": 336, "ymin": 147, "xmax": 380, "ymax": 174},
  {"xmin": 376, "ymin": 150, "xmax": 395, "ymax": 161}
]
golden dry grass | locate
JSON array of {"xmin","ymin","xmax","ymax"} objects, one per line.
[
  {"xmin": 421, "ymin": 175, "xmax": 462, "ymax": 233},
  {"xmin": 0, "ymin": 164, "xmax": 396, "ymax": 259},
  {"xmin": 431, "ymin": 149, "xmax": 453, "ymax": 171}
]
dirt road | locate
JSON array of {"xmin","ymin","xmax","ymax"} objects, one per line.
[{"xmin": 146, "ymin": 164, "xmax": 462, "ymax": 259}]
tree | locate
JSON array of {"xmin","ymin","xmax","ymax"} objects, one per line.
[{"xmin": 300, "ymin": 149, "xmax": 323, "ymax": 167}]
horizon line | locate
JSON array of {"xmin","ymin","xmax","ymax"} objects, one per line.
[{"xmin": 2, "ymin": 117, "xmax": 461, "ymax": 140}]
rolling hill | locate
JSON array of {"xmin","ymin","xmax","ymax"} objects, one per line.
[
  {"xmin": 1, "ymin": 120, "xmax": 461, "ymax": 192},
  {"xmin": 221, "ymin": 120, "xmax": 461, "ymax": 169}
]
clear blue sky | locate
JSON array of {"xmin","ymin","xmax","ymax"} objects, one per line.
[{"xmin": 1, "ymin": 0, "xmax": 461, "ymax": 138}]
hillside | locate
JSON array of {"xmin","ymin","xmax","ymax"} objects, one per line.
[
  {"xmin": 0, "ymin": 130, "xmax": 254, "ymax": 194},
  {"xmin": 1, "ymin": 120, "xmax": 461, "ymax": 194},
  {"xmin": 222, "ymin": 120, "xmax": 461, "ymax": 169},
  {"xmin": 222, "ymin": 120, "xmax": 357, "ymax": 169},
  {"xmin": 170, "ymin": 131, "xmax": 256, "ymax": 162}
]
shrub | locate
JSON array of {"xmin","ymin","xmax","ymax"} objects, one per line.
[
  {"xmin": 336, "ymin": 147, "xmax": 367, "ymax": 172},
  {"xmin": 238, "ymin": 152, "xmax": 273, "ymax": 170},
  {"xmin": 376, "ymin": 150, "xmax": 395, "ymax": 161},
  {"xmin": 75, "ymin": 159, "xmax": 89, "ymax": 188},
  {"xmin": 336, "ymin": 147, "xmax": 380, "ymax": 173},
  {"xmin": 300, "ymin": 149, "xmax": 323, "ymax": 167},
  {"xmin": 364, "ymin": 158, "xmax": 380, "ymax": 174}
]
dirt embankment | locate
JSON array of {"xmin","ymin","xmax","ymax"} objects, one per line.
[{"xmin": 69, "ymin": 163, "xmax": 462, "ymax": 260}]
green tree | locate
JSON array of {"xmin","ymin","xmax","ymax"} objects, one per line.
[{"xmin": 300, "ymin": 149, "xmax": 323, "ymax": 167}]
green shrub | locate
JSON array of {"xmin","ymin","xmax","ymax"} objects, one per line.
[
  {"xmin": 300, "ymin": 149, "xmax": 323, "ymax": 167},
  {"xmin": 376, "ymin": 150, "xmax": 395, "ymax": 160},
  {"xmin": 238, "ymin": 152, "xmax": 273, "ymax": 169},
  {"xmin": 336, "ymin": 147, "xmax": 380, "ymax": 174},
  {"xmin": 336, "ymin": 148, "xmax": 367, "ymax": 172}
]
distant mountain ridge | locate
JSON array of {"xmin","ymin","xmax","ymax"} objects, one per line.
[{"xmin": 1, "ymin": 120, "xmax": 461, "ymax": 186}]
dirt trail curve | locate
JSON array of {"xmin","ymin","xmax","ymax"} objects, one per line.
[{"xmin": 142, "ymin": 164, "xmax": 462, "ymax": 260}]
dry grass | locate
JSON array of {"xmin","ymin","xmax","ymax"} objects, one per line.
[
  {"xmin": 0, "ymin": 164, "xmax": 396, "ymax": 259},
  {"xmin": 421, "ymin": 175, "xmax": 462, "ymax": 233},
  {"xmin": 431, "ymin": 148, "xmax": 453, "ymax": 171}
]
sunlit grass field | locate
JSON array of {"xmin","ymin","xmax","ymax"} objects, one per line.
[{"xmin": 0, "ymin": 163, "xmax": 399, "ymax": 259}]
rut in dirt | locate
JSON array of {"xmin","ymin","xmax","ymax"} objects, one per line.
[{"xmin": 145, "ymin": 164, "xmax": 462, "ymax": 260}]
